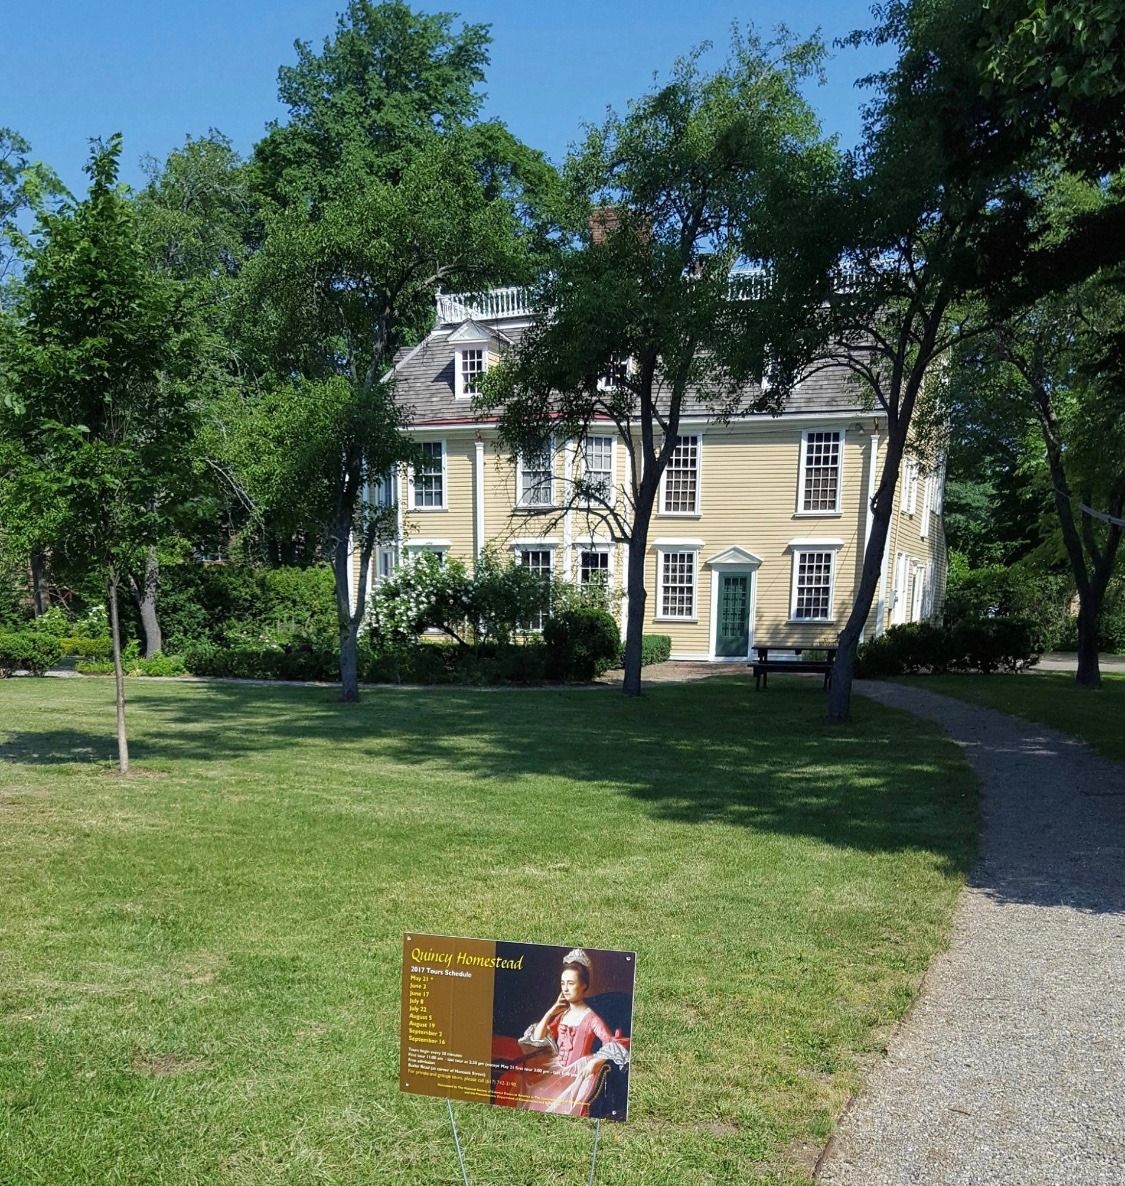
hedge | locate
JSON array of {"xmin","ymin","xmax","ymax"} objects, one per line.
[
  {"xmin": 856, "ymin": 617, "xmax": 1040, "ymax": 678},
  {"xmin": 0, "ymin": 632, "xmax": 63, "ymax": 676}
]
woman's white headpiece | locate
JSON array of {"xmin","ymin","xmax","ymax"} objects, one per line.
[{"xmin": 563, "ymin": 948, "xmax": 592, "ymax": 969}]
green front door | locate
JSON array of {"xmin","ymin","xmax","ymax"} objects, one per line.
[{"xmin": 716, "ymin": 572, "xmax": 751, "ymax": 657}]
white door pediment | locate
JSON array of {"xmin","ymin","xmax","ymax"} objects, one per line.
[{"xmin": 705, "ymin": 546, "xmax": 762, "ymax": 569}]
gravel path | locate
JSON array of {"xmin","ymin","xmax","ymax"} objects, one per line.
[{"xmin": 818, "ymin": 681, "xmax": 1125, "ymax": 1186}]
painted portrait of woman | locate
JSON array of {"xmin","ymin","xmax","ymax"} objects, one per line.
[{"xmin": 493, "ymin": 948, "xmax": 631, "ymax": 1118}]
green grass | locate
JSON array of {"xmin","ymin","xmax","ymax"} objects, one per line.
[
  {"xmin": 0, "ymin": 675, "xmax": 977, "ymax": 1186},
  {"xmin": 913, "ymin": 672, "xmax": 1125, "ymax": 762}
]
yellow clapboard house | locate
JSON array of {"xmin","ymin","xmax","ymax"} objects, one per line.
[{"xmin": 356, "ymin": 286, "xmax": 947, "ymax": 661}]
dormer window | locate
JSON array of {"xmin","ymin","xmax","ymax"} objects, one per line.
[
  {"xmin": 456, "ymin": 347, "xmax": 487, "ymax": 399},
  {"xmin": 597, "ymin": 354, "xmax": 630, "ymax": 391}
]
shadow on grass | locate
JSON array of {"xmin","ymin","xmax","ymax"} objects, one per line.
[{"xmin": 1, "ymin": 675, "xmax": 980, "ymax": 884}]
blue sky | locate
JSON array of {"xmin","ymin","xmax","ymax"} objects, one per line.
[{"xmin": 4, "ymin": 1, "xmax": 889, "ymax": 197}]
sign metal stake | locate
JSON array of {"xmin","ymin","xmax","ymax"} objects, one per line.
[
  {"xmin": 447, "ymin": 1099, "xmax": 471, "ymax": 1186},
  {"xmin": 444, "ymin": 1103, "xmax": 604, "ymax": 1186},
  {"xmin": 587, "ymin": 1118, "xmax": 602, "ymax": 1186}
]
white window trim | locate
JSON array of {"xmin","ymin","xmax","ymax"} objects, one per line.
[
  {"xmin": 515, "ymin": 438, "xmax": 556, "ymax": 509},
  {"xmin": 596, "ymin": 354, "xmax": 632, "ymax": 392},
  {"xmin": 786, "ymin": 540, "xmax": 843, "ymax": 624},
  {"xmin": 658, "ymin": 433, "xmax": 703, "ymax": 518},
  {"xmin": 408, "ymin": 440, "xmax": 448, "ymax": 512},
  {"xmin": 454, "ymin": 346, "xmax": 489, "ymax": 400},
  {"xmin": 902, "ymin": 456, "xmax": 919, "ymax": 516},
  {"xmin": 892, "ymin": 551, "xmax": 909, "ymax": 625},
  {"xmin": 795, "ymin": 429, "xmax": 844, "ymax": 517},
  {"xmin": 577, "ymin": 434, "xmax": 617, "ymax": 507},
  {"xmin": 655, "ymin": 543, "xmax": 701, "ymax": 623},
  {"xmin": 574, "ymin": 542, "xmax": 614, "ymax": 588},
  {"xmin": 920, "ymin": 471, "xmax": 932, "ymax": 538}
]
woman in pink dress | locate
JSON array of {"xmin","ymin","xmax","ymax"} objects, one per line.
[{"xmin": 495, "ymin": 949, "xmax": 630, "ymax": 1117}]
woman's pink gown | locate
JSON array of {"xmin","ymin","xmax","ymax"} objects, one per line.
[{"xmin": 495, "ymin": 1010, "xmax": 616, "ymax": 1116}]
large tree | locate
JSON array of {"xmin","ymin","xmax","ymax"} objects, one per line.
[
  {"xmin": 226, "ymin": 3, "xmax": 541, "ymax": 701},
  {"xmin": 481, "ymin": 34, "xmax": 838, "ymax": 696},
  {"xmin": 0, "ymin": 138, "xmax": 195, "ymax": 772},
  {"xmin": 817, "ymin": 0, "xmax": 1042, "ymax": 722},
  {"xmin": 123, "ymin": 133, "xmax": 257, "ymax": 655},
  {"xmin": 946, "ymin": 270, "xmax": 1125, "ymax": 686}
]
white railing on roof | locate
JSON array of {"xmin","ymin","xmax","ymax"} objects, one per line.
[
  {"xmin": 438, "ymin": 268, "xmax": 860, "ymax": 324},
  {"xmin": 436, "ymin": 285, "xmax": 533, "ymax": 323}
]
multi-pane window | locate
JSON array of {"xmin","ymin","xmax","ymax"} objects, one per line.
[
  {"xmin": 597, "ymin": 354, "xmax": 629, "ymax": 391},
  {"xmin": 519, "ymin": 548, "xmax": 553, "ymax": 631},
  {"xmin": 375, "ymin": 467, "xmax": 396, "ymax": 508},
  {"xmin": 662, "ymin": 436, "xmax": 700, "ymax": 514},
  {"xmin": 581, "ymin": 436, "xmax": 613, "ymax": 502},
  {"xmin": 660, "ymin": 551, "xmax": 696, "ymax": 618},
  {"xmin": 902, "ymin": 456, "xmax": 920, "ymax": 515},
  {"xmin": 519, "ymin": 443, "xmax": 553, "ymax": 507},
  {"xmin": 800, "ymin": 431, "xmax": 841, "ymax": 513},
  {"xmin": 792, "ymin": 550, "xmax": 834, "ymax": 620},
  {"xmin": 579, "ymin": 549, "xmax": 610, "ymax": 587},
  {"xmin": 458, "ymin": 348, "xmax": 485, "ymax": 398},
  {"xmin": 414, "ymin": 442, "xmax": 444, "ymax": 508}
]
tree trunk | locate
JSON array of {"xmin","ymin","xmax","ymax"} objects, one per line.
[
  {"xmin": 1074, "ymin": 594, "xmax": 1102, "ymax": 688},
  {"xmin": 827, "ymin": 432, "xmax": 905, "ymax": 723},
  {"xmin": 107, "ymin": 575, "xmax": 130, "ymax": 775},
  {"xmin": 131, "ymin": 549, "xmax": 162, "ymax": 658},
  {"xmin": 333, "ymin": 526, "xmax": 360, "ymax": 703},
  {"xmin": 621, "ymin": 493, "xmax": 657, "ymax": 697},
  {"xmin": 30, "ymin": 546, "xmax": 49, "ymax": 616}
]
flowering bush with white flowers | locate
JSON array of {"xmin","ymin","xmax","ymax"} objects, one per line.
[{"xmin": 368, "ymin": 549, "xmax": 554, "ymax": 646}]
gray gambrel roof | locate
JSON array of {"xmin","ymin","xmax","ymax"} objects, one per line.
[{"xmin": 388, "ymin": 315, "xmax": 875, "ymax": 427}]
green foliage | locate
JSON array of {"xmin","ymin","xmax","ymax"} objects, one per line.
[
  {"xmin": 637, "ymin": 634, "xmax": 673, "ymax": 666},
  {"xmin": 368, "ymin": 551, "xmax": 552, "ymax": 646},
  {"xmin": 181, "ymin": 639, "xmax": 338, "ymax": 682},
  {"xmin": 856, "ymin": 623, "xmax": 956, "ymax": 678},
  {"xmin": 61, "ymin": 637, "xmax": 113, "ymax": 660},
  {"xmin": 945, "ymin": 564, "xmax": 1072, "ymax": 653},
  {"xmin": 0, "ymin": 137, "xmax": 198, "ymax": 573},
  {"xmin": 542, "ymin": 606, "xmax": 621, "ymax": 681},
  {"xmin": 0, "ymin": 127, "xmax": 63, "ymax": 285},
  {"xmin": 158, "ymin": 563, "xmax": 337, "ymax": 650},
  {"xmin": 856, "ymin": 617, "xmax": 1040, "ymax": 677},
  {"xmin": 24, "ymin": 606, "xmax": 70, "ymax": 639},
  {"xmin": 76, "ymin": 647, "xmax": 189, "ymax": 677},
  {"xmin": 0, "ymin": 631, "xmax": 62, "ymax": 676},
  {"xmin": 359, "ymin": 639, "xmax": 550, "ymax": 685}
]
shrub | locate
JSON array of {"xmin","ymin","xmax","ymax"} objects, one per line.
[
  {"xmin": 75, "ymin": 659, "xmax": 114, "ymax": 675},
  {"xmin": 27, "ymin": 607, "xmax": 73, "ymax": 639},
  {"xmin": 158, "ymin": 563, "xmax": 338, "ymax": 651},
  {"xmin": 856, "ymin": 617, "xmax": 1038, "ymax": 677},
  {"xmin": 615, "ymin": 634, "xmax": 672, "ymax": 667},
  {"xmin": 945, "ymin": 565, "xmax": 1070, "ymax": 654},
  {"xmin": 129, "ymin": 652, "xmax": 188, "ymax": 677},
  {"xmin": 951, "ymin": 616, "xmax": 1038, "ymax": 674},
  {"xmin": 368, "ymin": 550, "xmax": 558, "ymax": 646},
  {"xmin": 543, "ymin": 607, "xmax": 621, "ymax": 681},
  {"xmin": 61, "ymin": 636, "xmax": 113, "ymax": 659},
  {"xmin": 180, "ymin": 640, "xmax": 337, "ymax": 682},
  {"xmin": 0, "ymin": 631, "xmax": 63, "ymax": 676},
  {"xmin": 855, "ymin": 622, "xmax": 955, "ymax": 678}
]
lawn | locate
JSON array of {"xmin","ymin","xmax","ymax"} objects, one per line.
[
  {"xmin": 914, "ymin": 672, "xmax": 1125, "ymax": 762},
  {"xmin": 0, "ymin": 675, "xmax": 976, "ymax": 1186}
]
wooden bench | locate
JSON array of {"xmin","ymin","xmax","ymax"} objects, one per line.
[{"xmin": 750, "ymin": 645, "xmax": 837, "ymax": 690}]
